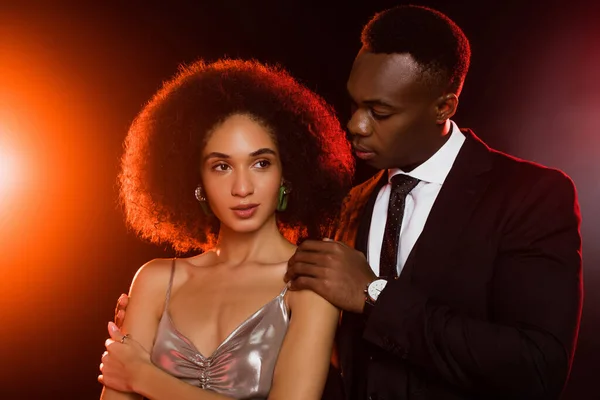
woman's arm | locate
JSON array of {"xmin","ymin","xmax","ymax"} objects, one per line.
[
  {"xmin": 100, "ymin": 259, "xmax": 170, "ymax": 400},
  {"xmin": 268, "ymin": 289, "xmax": 339, "ymax": 400},
  {"xmin": 100, "ymin": 259, "xmax": 235, "ymax": 400},
  {"xmin": 132, "ymin": 363, "xmax": 232, "ymax": 400}
]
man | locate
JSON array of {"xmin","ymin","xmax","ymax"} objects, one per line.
[
  {"xmin": 112, "ymin": 5, "xmax": 583, "ymax": 399},
  {"xmin": 285, "ymin": 5, "xmax": 583, "ymax": 400}
]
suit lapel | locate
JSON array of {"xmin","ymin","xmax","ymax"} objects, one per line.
[
  {"xmin": 400, "ymin": 130, "xmax": 494, "ymax": 286},
  {"xmin": 334, "ymin": 170, "xmax": 387, "ymax": 251}
]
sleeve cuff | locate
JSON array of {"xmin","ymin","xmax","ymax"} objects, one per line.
[{"xmin": 363, "ymin": 280, "xmax": 428, "ymax": 356}]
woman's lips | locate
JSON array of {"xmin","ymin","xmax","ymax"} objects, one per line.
[{"xmin": 231, "ymin": 204, "xmax": 259, "ymax": 219}]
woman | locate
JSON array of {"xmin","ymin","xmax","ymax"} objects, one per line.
[{"xmin": 98, "ymin": 59, "xmax": 354, "ymax": 399}]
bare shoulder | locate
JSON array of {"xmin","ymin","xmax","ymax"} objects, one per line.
[
  {"xmin": 129, "ymin": 258, "xmax": 190, "ymax": 309},
  {"xmin": 131, "ymin": 257, "xmax": 176, "ymax": 290},
  {"xmin": 123, "ymin": 258, "xmax": 179, "ymax": 327},
  {"xmin": 133, "ymin": 251, "xmax": 218, "ymax": 287}
]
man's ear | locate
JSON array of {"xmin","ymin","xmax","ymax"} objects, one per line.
[{"xmin": 435, "ymin": 93, "xmax": 458, "ymax": 124}]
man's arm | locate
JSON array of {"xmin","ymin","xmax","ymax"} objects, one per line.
[
  {"xmin": 288, "ymin": 171, "xmax": 582, "ymax": 398},
  {"xmin": 363, "ymin": 171, "xmax": 583, "ymax": 398}
]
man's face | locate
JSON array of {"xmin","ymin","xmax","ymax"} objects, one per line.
[{"xmin": 346, "ymin": 50, "xmax": 442, "ymax": 171}]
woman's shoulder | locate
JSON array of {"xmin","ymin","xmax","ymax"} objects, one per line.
[
  {"xmin": 129, "ymin": 257, "xmax": 178, "ymax": 295},
  {"xmin": 133, "ymin": 252, "xmax": 221, "ymax": 292},
  {"xmin": 134, "ymin": 257, "xmax": 175, "ymax": 279},
  {"xmin": 134, "ymin": 251, "xmax": 217, "ymax": 280}
]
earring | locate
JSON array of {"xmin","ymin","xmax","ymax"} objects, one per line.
[
  {"xmin": 277, "ymin": 180, "xmax": 292, "ymax": 212},
  {"xmin": 194, "ymin": 185, "xmax": 212, "ymax": 216}
]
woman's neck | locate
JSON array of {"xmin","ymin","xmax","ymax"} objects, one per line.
[{"xmin": 214, "ymin": 217, "xmax": 294, "ymax": 266}]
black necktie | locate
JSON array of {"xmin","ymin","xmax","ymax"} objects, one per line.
[{"xmin": 379, "ymin": 174, "xmax": 420, "ymax": 280}]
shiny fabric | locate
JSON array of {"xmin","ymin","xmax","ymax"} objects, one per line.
[{"xmin": 150, "ymin": 259, "xmax": 290, "ymax": 399}]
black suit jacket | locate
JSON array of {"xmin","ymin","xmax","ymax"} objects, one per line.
[{"xmin": 331, "ymin": 130, "xmax": 583, "ymax": 400}]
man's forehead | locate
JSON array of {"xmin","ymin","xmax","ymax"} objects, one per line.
[
  {"xmin": 351, "ymin": 51, "xmax": 420, "ymax": 78},
  {"xmin": 347, "ymin": 52, "xmax": 421, "ymax": 100}
]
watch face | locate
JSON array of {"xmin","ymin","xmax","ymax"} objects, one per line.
[{"xmin": 368, "ymin": 279, "xmax": 387, "ymax": 301}]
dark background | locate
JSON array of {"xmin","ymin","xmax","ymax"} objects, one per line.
[{"xmin": 0, "ymin": 0, "xmax": 598, "ymax": 398}]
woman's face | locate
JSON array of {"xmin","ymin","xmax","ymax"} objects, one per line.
[{"xmin": 200, "ymin": 114, "xmax": 283, "ymax": 234}]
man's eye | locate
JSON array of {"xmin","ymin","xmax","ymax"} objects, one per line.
[{"xmin": 371, "ymin": 110, "xmax": 391, "ymax": 120}]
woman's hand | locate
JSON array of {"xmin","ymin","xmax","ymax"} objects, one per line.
[{"xmin": 98, "ymin": 321, "xmax": 151, "ymax": 392}]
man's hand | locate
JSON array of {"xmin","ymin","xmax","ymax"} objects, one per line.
[
  {"xmin": 285, "ymin": 239, "xmax": 377, "ymax": 313},
  {"xmin": 98, "ymin": 322, "xmax": 150, "ymax": 392},
  {"xmin": 114, "ymin": 294, "xmax": 129, "ymax": 328}
]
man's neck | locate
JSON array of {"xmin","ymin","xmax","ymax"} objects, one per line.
[{"xmin": 398, "ymin": 120, "xmax": 452, "ymax": 172}]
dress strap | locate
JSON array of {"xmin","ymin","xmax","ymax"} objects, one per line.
[
  {"xmin": 279, "ymin": 282, "xmax": 290, "ymax": 297},
  {"xmin": 164, "ymin": 258, "xmax": 177, "ymax": 307}
]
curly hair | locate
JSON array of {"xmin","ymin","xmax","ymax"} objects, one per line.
[
  {"xmin": 119, "ymin": 59, "xmax": 354, "ymax": 253},
  {"xmin": 361, "ymin": 5, "xmax": 471, "ymax": 96}
]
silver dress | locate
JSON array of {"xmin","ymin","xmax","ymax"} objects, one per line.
[{"xmin": 150, "ymin": 259, "xmax": 290, "ymax": 399}]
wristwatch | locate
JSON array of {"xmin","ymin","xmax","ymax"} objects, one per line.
[{"xmin": 363, "ymin": 278, "xmax": 387, "ymax": 318}]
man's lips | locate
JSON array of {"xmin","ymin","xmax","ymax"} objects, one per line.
[{"xmin": 353, "ymin": 145, "xmax": 376, "ymax": 160}]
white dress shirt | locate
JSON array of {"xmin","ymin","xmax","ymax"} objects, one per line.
[{"xmin": 367, "ymin": 121, "xmax": 466, "ymax": 276}]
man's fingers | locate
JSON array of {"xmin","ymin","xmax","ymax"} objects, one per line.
[
  {"xmin": 287, "ymin": 262, "xmax": 325, "ymax": 281},
  {"xmin": 114, "ymin": 294, "xmax": 127, "ymax": 319},
  {"xmin": 289, "ymin": 276, "xmax": 321, "ymax": 293},
  {"xmin": 286, "ymin": 251, "xmax": 326, "ymax": 282},
  {"xmin": 327, "ymin": 238, "xmax": 351, "ymax": 249},
  {"xmin": 298, "ymin": 239, "xmax": 338, "ymax": 253},
  {"xmin": 291, "ymin": 249, "xmax": 329, "ymax": 266},
  {"xmin": 117, "ymin": 294, "xmax": 128, "ymax": 311},
  {"xmin": 115, "ymin": 310, "xmax": 125, "ymax": 328}
]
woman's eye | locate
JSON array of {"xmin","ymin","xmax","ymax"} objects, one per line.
[
  {"xmin": 213, "ymin": 163, "xmax": 230, "ymax": 171},
  {"xmin": 254, "ymin": 160, "xmax": 271, "ymax": 169}
]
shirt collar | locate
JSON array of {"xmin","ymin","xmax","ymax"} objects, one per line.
[{"xmin": 388, "ymin": 120, "xmax": 466, "ymax": 185}]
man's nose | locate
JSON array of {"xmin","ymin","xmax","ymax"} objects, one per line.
[{"xmin": 347, "ymin": 109, "xmax": 371, "ymax": 137}]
